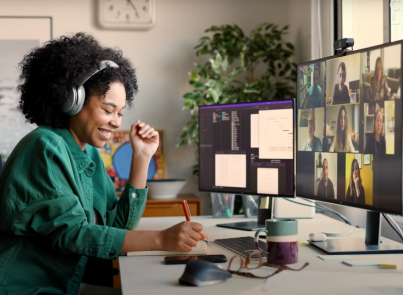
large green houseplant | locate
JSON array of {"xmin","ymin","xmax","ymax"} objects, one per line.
[{"xmin": 177, "ymin": 23, "xmax": 297, "ymax": 175}]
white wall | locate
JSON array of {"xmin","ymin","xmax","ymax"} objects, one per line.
[
  {"xmin": 0, "ymin": 0, "xmax": 312, "ymax": 214},
  {"xmin": 342, "ymin": 0, "xmax": 384, "ymax": 49}
]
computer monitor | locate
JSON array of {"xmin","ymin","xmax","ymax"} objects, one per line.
[
  {"xmin": 296, "ymin": 39, "xmax": 403, "ymax": 254},
  {"xmin": 199, "ymin": 99, "xmax": 295, "ymax": 230}
]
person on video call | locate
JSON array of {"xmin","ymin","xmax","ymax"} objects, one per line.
[
  {"xmin": 372, "ymin": 57, "xmax": 391, "ymax": 101},
  {"xmin": 317, "ymin": 158, "xmax": 335, "ymax": 199},
  {"xmin": 302, "ymin": 65, "xmax": 323, "ymax": 108},
  {"xmin": 0, "ymin": 33, "xmax": 206, "ymax": 295},
  {"xmin": 329, "ymin": 105, "xmax": 355, "ymax": 152},
  {"xmin": 345, "ymin": 158, "xmax": 366, "ymax": 205},
  {"xmin": 364, "ymin": 108, "xmax": 386, "ymax": 154},
  {"xmin": 303, "ymin": 108, "xmax": 322, "ymax": 151},
  {"xmin": 332, "ymin": 61, "xmax": 350, "ymax": 105}
]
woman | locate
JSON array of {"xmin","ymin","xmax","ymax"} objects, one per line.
[
  {"xmin": 364, "ymin": 108, "xmax": 386, "ymax": 154},
  {"xmin": 371, "ymin": 57, "xmax": 391, "ymax": 101},
  {"xmin": 345, "ymin": 158, "xmax": 366, "ymax": 205},
  {"xmin": 332, "ymin": 61, "xmax": 350, "ymax": 105},
  {"xmin": 0, "ymin": 33, "xmax": 205, "ymax": 294},
  {"xmin": 329, "ymin": 106, "xmax": 355, "ymax": 152}
]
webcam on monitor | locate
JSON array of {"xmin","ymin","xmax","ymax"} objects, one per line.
[{"xmin": 334, "ymin": 38, "xmax": 354, "ymax": 56}]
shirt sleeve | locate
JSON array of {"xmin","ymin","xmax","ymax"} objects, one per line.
[
  {"xmin": 113, "ymin": 182, "xmax": 148, "ymax": 230},
  {"xmin": 10, "ymin": 193, "xmax": 127, "ymax": 260},
  {"xmin": 3, "ymin": 135, "xmax": 130, "ymax": 260}
]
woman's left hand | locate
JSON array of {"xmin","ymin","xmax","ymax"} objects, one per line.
[{"xmin": 130, "ymin": 120, "xmax": 159, "ymax": 159}]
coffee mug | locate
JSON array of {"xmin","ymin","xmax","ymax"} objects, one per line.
[{"xmin": 254, "ymin": 219, "xmax": 298, "ymax": 264}]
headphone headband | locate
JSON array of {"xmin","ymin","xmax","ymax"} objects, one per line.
[{"xmin": 61, "ymin": 60, "xmax": 120, "ymax": 116}]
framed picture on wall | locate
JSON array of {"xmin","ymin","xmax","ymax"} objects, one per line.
[
  {"xmin": 363, "ymin": 154, "xmax": 371, "ymax": 165},
  {"xmin": 0, "ymin": 16, "xmax": 52, "ymax": 166},
  {"xmin": 98, "ymin": 129, "xmax": 166, "ymax": 192},
  {"xmin": 355, "ymin": 154, "xmax": 362, "ymax": 169}
]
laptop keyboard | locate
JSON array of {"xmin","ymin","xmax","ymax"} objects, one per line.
[{"xmin": 214, "ymin": 236, "xmax": 268, "ymax": 259}]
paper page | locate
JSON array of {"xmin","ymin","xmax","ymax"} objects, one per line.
[
  {"xmin": 127, "ymin": 239, "xmax": 208, "ymax": 256},
  {"xmin": 259, "ymin": 109, "xmax": 293, "ymax": 159},
  {"xmin": 263, "ymin": 270, "xmax": 403, "ymax": 294},
  {"xmin": 215, "ymin": 154, "xmax": 246, "ymax": 188},
  {"xmin": 257, "ymin": 167, "xmax": 278, "ymax": 195},
  {"xmin": 251, "ymin": 114, "xmax": 259, "ymax": 148}
]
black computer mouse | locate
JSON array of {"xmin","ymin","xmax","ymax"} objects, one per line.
[{"xmin": 178, "ymin": 259, "xmax": 232, "ymax": 287}]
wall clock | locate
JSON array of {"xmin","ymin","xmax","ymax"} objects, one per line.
[{"xmin": 97, "ymin": 0, "xmax": 155, "ymax": 30}]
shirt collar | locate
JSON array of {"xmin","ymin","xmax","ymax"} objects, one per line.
[{"xmin": 51, "ymin": 127, "xmax": 95, "ymax": 173}]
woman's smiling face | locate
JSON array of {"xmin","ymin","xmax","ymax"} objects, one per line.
[{"xmin": 68, "ymin": 82, "xmax": 126, "ymax": 150}]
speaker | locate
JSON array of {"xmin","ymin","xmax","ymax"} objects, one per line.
[{"xmin": 60, "ymin": 60, "xmax": 119, "ymax": 116}]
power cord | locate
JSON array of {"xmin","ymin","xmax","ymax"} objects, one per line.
[
  {"xmin": 383, "ymin": 213, "xmax": 403, "ymax": 242},
  {"xmin": 283, "ymin": 198, "xmax": 352, "ymax": 225}
]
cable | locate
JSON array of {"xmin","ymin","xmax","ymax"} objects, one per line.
[
  {"xmin": 300, "ymin": 198, "xmax": 352, "ymax": 225},
  {"xmin": 299, "ymin": 198, "xmax": 352, "ymax": 225},
  {"xmin": 383, "ymin": 213, "xmax": 403, "ymax": 242},
  {"xmin": 387, "ymin": 214, "xmax": 403, "ymax": 237},
  {"xmin": 283, "ymin": 198, "xmax": 351, "ymax": 225}
]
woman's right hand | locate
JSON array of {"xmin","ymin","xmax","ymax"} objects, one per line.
[{"xmin": 157, "ymin": 221, "xmax": 206, "ymax": 252}]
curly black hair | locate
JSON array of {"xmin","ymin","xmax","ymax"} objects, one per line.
[{"xmin": 17, "ymin": 32, "xmax": 138, "ymax": 128}]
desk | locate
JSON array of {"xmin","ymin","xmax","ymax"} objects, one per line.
[{"xmin": 119, "ymin": 215, "xmax": 403, "ymax": 294}]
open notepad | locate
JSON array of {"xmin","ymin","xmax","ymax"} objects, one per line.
[{"xmin": 127, "ymin": 239, "xmax": 208, "ymax": 256}]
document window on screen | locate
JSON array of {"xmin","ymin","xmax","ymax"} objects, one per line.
[{"xmin": 199, "ymin": 100, "xmax": 294, "ymax": 197}]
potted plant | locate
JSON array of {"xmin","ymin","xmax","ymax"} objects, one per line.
[{"xmin": 177, "ymin": 23, "xmax": 297, "ymax": 175}]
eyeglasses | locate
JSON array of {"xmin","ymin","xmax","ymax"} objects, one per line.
[
  {"xmin": 226, "ymin": 251, "xmax": 309, "ymax": 279},
  {"xmin": 308, "ymin": 120, "xmax": 315, "ymax": 125}
]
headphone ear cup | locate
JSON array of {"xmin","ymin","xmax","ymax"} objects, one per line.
[
  {"xmin": 71, "ymin": 85, "xmax": 85, "ymax": 116},
  {"xmin": 61, "ymin": 87, "xmax": 78, "ymax": 115},
  {"xmin": 61, "ymin": 86, "xmax": 85, "ymax": 116}
]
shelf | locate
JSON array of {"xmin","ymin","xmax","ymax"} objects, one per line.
[{"xmin": 116, "ymin": 192, "xmax": 201, "ymax": 217}]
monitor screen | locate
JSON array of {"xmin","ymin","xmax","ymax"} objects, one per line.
[
  {"xmin": 199, "ymin": 100, "xmax": 295, "ymax": 197},
  {"xmin": 296, "ymin": 40, "xmax": 403, "ymax": 216}
]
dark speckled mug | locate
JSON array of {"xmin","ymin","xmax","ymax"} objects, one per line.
[{"xmin": 254, "ymin": 219, "xmax": 298, "ymax": 264}]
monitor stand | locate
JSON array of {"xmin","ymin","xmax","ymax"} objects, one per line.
[
  {"xmin": 309, "ymin": 211, "xmax": 403, "ymax": 254},
  {"xmin": 216, "ymin": 196, "xmax": 273, "ymax": 231}
]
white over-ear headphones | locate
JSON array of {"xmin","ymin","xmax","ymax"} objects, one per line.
[{"xmin": 60, "ymin": 60, "xmax": 119, "ymax": 116}]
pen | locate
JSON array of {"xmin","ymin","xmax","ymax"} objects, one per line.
[{"xmin": 182, "ymin": 200, "xmax": 191, "ymax": 221}]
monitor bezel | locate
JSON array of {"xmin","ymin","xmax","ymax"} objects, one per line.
[
  {"xmin": 296, "ymin": 39, "xmax": 403, "ymax": 216},
  {"xmin": 198, "ymin": 98, "xmax": 296, "ymax": 198}
]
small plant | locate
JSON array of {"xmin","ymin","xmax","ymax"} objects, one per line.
[{"xmin": 177, "ymin": 23, "xmax": 297, "ymax": 175}]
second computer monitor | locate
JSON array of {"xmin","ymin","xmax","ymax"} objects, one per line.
[{"xmin": 199, "ymin": 99, "xmax": 295, "ymax": 202}]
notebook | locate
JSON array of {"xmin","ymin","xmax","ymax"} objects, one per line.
[{"xmin": 127, "ymin": 239, "xmax": 208, "ymax": 256}]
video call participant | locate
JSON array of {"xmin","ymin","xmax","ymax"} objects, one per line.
[
  {"xmin": 303, "ymin": 108, "xmax": 322, "ymax": 151},
  {"xmin": 0, "ymin": 33, "xmax": 205, "ymax": 294},
  {"xmin": 372, "ymin": 57, "xmax": 391, "ymax": 101},
  {"xmin": 317, "ymin": 158, "xmax": 335, "ymax": 199},
  {"xmin": 302, "ymin": 65, "xmax": 323, "ymax": 108},
  {"xmin": 345, "ymin": 158, "xmax": 365, "ymax": 205},
  {"xmin": 364, "ymin": 108, "xmax": 386, "ymax": 154},
  {"xmin": 329, "ymin": 105, "xmax": 355, "ymax": 153},
  {"xmin": 332, "ymin": 61, "xmax": 350, "ymax": 105}
]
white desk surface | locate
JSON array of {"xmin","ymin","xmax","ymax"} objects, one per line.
[{"xmin": 119, "ymin": 215, "xmax": 403, "ymax": 295}]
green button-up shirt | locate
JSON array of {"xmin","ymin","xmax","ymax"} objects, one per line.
[{"xmin": 0, "ymin": 126, "xmax": 147, "ymax": 294}]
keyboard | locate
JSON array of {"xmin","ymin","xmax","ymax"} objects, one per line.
[{"xmin": 214, "ymin": 236, "xmax": 268, "ymax": 260}]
